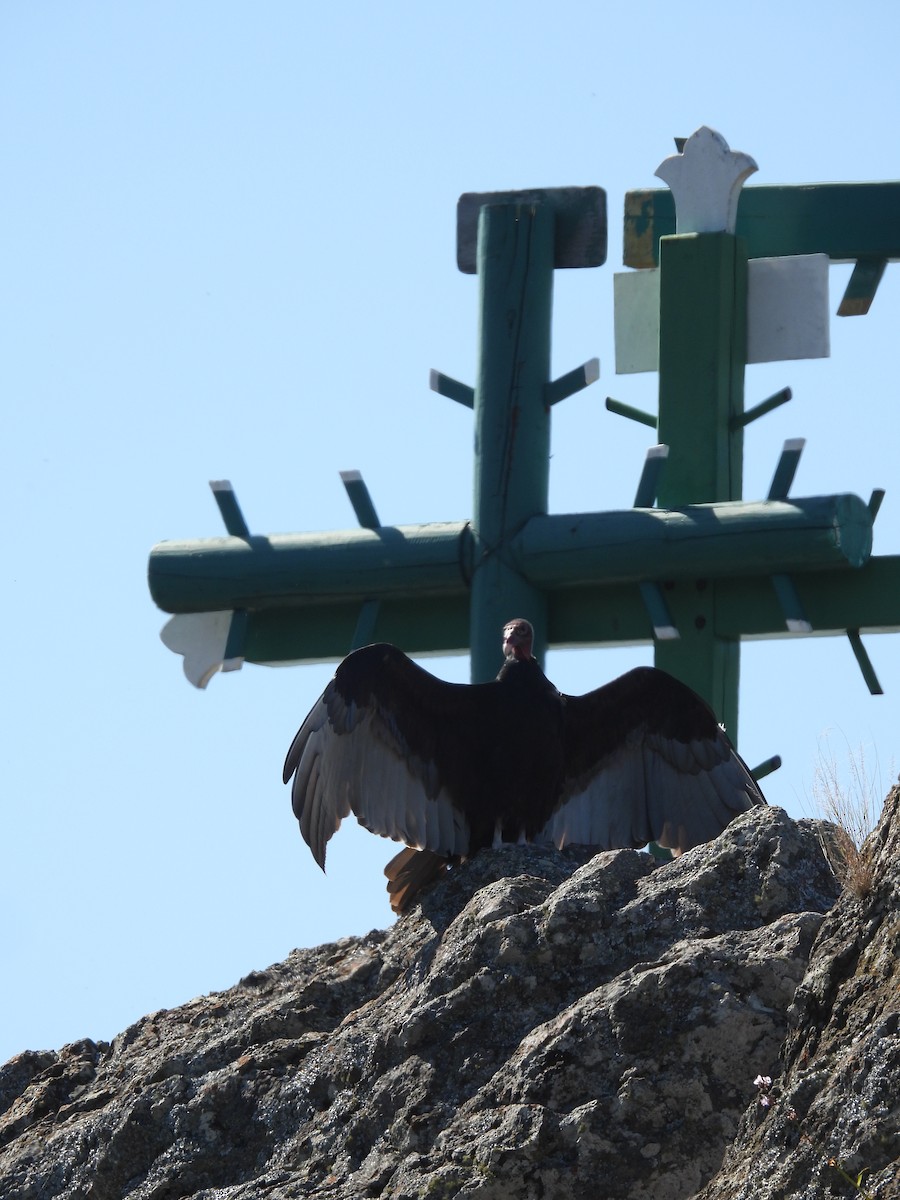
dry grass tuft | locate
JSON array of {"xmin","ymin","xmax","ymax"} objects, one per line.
[{"xmin": 811, "ymin": 737, "xmax": 886, "ymax": 900}]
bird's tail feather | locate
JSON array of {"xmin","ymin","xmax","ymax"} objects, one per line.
[{"xmin": 384, "ymin": 847, "xmax": 450, "ymax": 913}]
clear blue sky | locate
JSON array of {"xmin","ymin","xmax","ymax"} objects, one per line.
[{"xmin": 3, "ymin": 1, "xmax": 899, "ymax": 1066}]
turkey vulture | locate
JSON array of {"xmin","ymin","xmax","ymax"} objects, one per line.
[{"xmin": 283, "ymin": 618, "xmax": 765, "ymax": 912}]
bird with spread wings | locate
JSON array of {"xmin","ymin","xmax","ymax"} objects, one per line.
[{"xmin": 284, "ymin": 618, "xmax": 765, "ymax": 912}]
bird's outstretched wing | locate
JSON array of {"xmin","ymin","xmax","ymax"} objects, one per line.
[
  {"xmin": 283, "ymin": 644, "xmax": 490, "ymax": 868},
  {"xmin": 540, "ymin": 667, "xmax": 765, "ymax": 853}
]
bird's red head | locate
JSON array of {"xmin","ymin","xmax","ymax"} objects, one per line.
[{"xmin": 502, "ymin": 618, "xmax": 534, "ymax": 662}]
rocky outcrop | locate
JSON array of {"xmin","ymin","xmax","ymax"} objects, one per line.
[
  {"xmin": 0, "ymin": 803, "xmax": 867, "ymax": 1199},
  {"xmin": 696, "ymin": 786, "xmax": 900, "ymax": 1200}
]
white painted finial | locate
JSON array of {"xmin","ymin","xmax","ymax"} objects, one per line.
[{"xmin": 655, "ymin": 127, "xmax": 757, "ymax": 234}]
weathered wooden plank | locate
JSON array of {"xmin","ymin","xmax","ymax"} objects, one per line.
[
  {"xmin": 149, "ymin": 495, "xmax": 874, "ymax": 618},
  {"xmin": 457, "ymin": 186, "xmax": 607, "ymax": 273},
  {"xmin": 624, "ymin": 182, "xmax": 900, "ymax": 268},
  {"xmin": 231, "ymin": 554, "xmax": 900, "ymax": 667}
]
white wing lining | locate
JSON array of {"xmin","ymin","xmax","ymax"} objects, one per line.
[
  {"xmin": 287, "ymin": 690, "xmax": 470, "ymax": 867},
  {"xmin": 541, "ymin": 730, "xmax": 760, "ymax": 854}
]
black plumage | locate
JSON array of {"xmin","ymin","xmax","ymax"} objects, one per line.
[{"xmin": 283, "ymin": 618, "xmax": 765, "ymax": 911}]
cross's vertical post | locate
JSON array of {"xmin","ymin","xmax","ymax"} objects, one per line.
[
  {"xmin": 654, "ymin": 231, "xmax": 748, "ymax": 736},
  {"xmin": 656, "ymin": 232, "xmax": 747, "ymax": 503},
  {"xmin": 470, "ymin": 202, "xmax": 554, "ymax": 681},
  {"xmin": 651, "ymin": 131, "xmax": 755, "ymax": 739}
]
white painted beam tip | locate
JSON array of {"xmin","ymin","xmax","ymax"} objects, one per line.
[
  {"xmin": 654, "ymin": 625, "xmax": 680, "ymax": 641},
  {"xmin": 786, "ymin": 618, "xmax": 813, "ymax": 634}
]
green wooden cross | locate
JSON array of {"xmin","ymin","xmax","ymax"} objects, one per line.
[{"xmin": 148, "ymin": 127, "xmax": 900, "ymax": 757}]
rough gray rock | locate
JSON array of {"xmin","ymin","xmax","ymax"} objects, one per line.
[
  {"xmin": 0, "ymin": 806, "xmax": 843, "ymax": 1199},
  {"xmin": 696, "ymin": 786, "xmax": 900, "ymax": 1200}
]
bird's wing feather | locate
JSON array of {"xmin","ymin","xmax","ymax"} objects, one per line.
[
  {"xmin": 283, "ymin": 644, "xmax": 491, "ymax": 867},
  {"xmin": 539, "ymin": 667, "xmax": 764, "ymax": 853}
]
